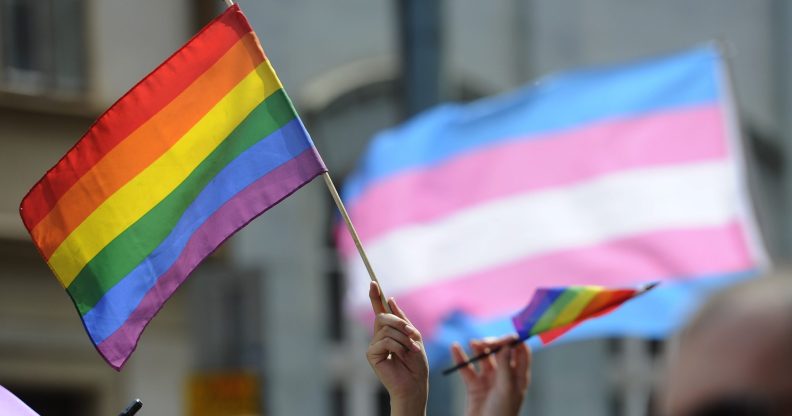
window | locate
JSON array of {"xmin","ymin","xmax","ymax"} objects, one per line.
[{"xmin": 0, "ymin": 0, "xmax": 86, "ymax": 96}]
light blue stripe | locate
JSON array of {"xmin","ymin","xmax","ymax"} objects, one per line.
[
  {"xmin": 426, "ymin": 270, "xmax": 757, "ymax": 369},
  {"xmin": 344, "ymin": 46, "xmax": 721, "ymax": 206},
  {"xmin": 83, "ymin": 119, "xmax": 311, "ymax": 344}
]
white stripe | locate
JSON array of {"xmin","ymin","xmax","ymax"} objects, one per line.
[{"xmin": 344, "ymin": 160, "xmax": 740, "ymax": 307}]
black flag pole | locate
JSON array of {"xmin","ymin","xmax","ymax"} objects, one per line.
[
  {"xmin": 443, "ymin": 282, "xmax": 660, "ymax": 375},
  {"xmin": 118, "ymin": 399, "xmax": 142, "ymax": 416},
  {"xmin": 442, "ymin": 336, "xmax": 526, "ymax": 375}
]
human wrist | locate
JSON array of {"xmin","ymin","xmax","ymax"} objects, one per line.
[
  {"xmin": 464, "ymin": 400, "xmax": 483, "ymax": 416},
  {"xmin": 464, "ymin": 407, "xmax": 483, "ymax": 416},
  {"xmin": 389, "ymin": 387, "xmax": 428, "ymax": 416}
]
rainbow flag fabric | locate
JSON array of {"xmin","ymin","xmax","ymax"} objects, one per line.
[
  {"xmin": 512, "ymin": 284, "xmax": 655, "ymax": 345},
  {"xmin": 19, "ymin": 5, "xmax": 326, "ymax": 370},
  {"xmin": 339, "ymin": 45, "xmax": 767, "ymax": 364}
]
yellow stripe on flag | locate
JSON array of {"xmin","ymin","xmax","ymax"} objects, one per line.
[
  {"xmin": 31, "ymin": 33, "xmax": 265, "ymax": 259},
  {"xmin": 547, "ymin": 286, "xmax": 601, "ymax": 329},
  {"xmin": 48, "ymin": 63, "xmax": 282, "ymax": 287}
]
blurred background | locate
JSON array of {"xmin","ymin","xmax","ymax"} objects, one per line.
[{"xmin": 0, "ymin": 0, "xmax": 789, "ymax": 415}]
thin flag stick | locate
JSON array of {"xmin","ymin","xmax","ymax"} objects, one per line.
[
  {"xmin": 221, "ymin": 0, "xmax": 388, "ymax": 313},
  {"xmin": 442, "ymin": 337, "xmax": 525, "ymax": 375},
  {"xmin": 118, "ymin": 399, "xmax": 143, "ymax": 416},
  {"xmin": 322, "ymin": 172, "xmax": 391, "ymax": 313},
  {"xmin": 443, "ymin": 282, "xmax": 660, "ymax": 375},
  {"xmin": 222, "ymin": 0, "xmax": 388, "ymax": 313}
]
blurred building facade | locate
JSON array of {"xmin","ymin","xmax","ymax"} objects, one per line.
[
  {"xmin": 0, "ymin": 0, "xmax": 789, "ymax": 415},
  {"xmin": 0, "ymin": 0, "xmax": 201, "ymax": 414}
]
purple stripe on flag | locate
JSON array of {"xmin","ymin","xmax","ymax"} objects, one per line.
[
  {"xmin": 339, "ymin": 105, "xmax": 726, "ymax": 257},
  {"xmin": 511, "ymin": 288, "xmax": 565, "ymax": 336},
  {"xmin": 96, "ymin": 149, "xmax": 324, "ymax": 369}
]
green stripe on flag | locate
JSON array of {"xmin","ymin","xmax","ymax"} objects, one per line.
[{"xmin": 68, "ymin": 90, "xmax": 296, "ymax": 315}]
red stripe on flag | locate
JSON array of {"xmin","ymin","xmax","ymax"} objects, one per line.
[
  {"xmin": 19, "ymin": 5, "xmax": 252, "ymax": 232},
  {"xmin": 537, "ymin": 290, "xmax": 636, "ymax": 344}
]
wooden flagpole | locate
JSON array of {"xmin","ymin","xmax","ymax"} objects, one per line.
[
  {"xmin": 322, "ymin": 172, "xmax": 391, "ymax": 313},
  {"xmin": 221, "ymin": 0, "xmax": 391, "ymax": 313}
]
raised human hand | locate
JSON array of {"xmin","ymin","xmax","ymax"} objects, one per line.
[
  {"xmin": 366, "ymin": 282, "xmax": 429, "ymax": 416},
  {"xmin": 451, "ymin": 336, "xmax": 531, "ymax": 416}
]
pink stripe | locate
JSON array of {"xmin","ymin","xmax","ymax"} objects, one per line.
[
  {"xmin": 96, "ymin": 150, "xmax": 324, "ymax": 370},
  {"xmin": 339, "ymin": 106, "xmax": 727, "ymax": 257},
  {"xmin": 354, "ymin": 222, "xmax": 753, "ymax": 338}
]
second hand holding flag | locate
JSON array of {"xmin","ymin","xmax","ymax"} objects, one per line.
[{"xmin": 442, "ymin": 283, "xmax": 657, "ymax": 375}]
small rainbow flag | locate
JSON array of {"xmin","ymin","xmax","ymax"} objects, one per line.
[
  {"xmin": 19, "ymin": 5, "xmax": 326, "ymax": 369},
  {"xmin": 442, "ymin": 283, "xmax": 656, "ymax": 375},
  {"xmin": 512, "ymin": 283, "xmax": 657, "ymax": 344}
]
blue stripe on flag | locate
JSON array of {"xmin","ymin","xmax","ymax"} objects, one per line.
[
  {"xmin": 344, "ymin": 46, "xmax": 721, "ymax": 206},
  {"xmin": 83, "ymin": 119, "xmax": 311, "ymax": 344}
]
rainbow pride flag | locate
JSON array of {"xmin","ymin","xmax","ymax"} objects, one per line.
[
  {"xmin": 512, "ymin": 284, "xmax": 655, "ymax": 345},
  {"xmin": 442, "ymin": 284, "xmax": 654, "ymax": 374},
  {"xmin": 339, "ymin": 45, "xmax": 767, "ymax": 364},
  {"xmin": 19, "ymin": 5, "xmax": 326, "ymax": 370}
]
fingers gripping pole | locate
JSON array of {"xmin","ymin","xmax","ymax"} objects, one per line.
[
  {"xmin": 321, "ymin": 172, "xmax": 391, "ymax": 312},
  {"xmin": 442, "ymin": 338, "xmax": 524, "ymax": 375}
]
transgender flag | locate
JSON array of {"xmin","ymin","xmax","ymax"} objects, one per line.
[{"xmin": 338, "ymin": 46, "xmax": 767, "ymax": 357}]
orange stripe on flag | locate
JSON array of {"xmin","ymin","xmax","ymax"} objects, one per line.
[
  {"xmin": 537, "ymin": 289, "xmax": 636, "ymax": 344},
  {"xmin": 31, "ymin": 32, "xmax": 265, "ymax": 259},
  {"xmin": 19, "ymin": 6, "xmax": 251, "ymax": 232}
]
